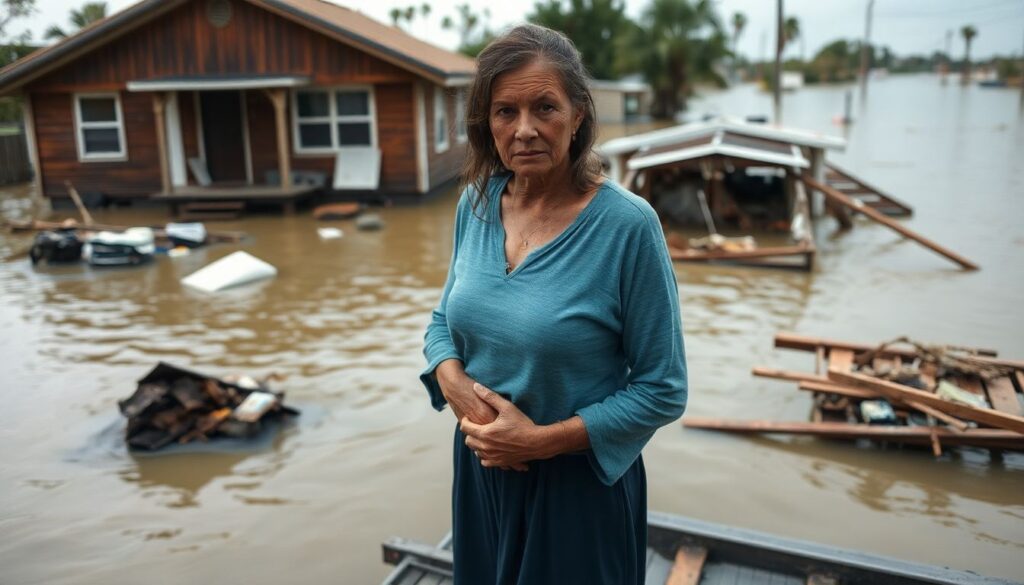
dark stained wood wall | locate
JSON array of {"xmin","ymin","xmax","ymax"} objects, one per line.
[
  {"xmin": 33, "ymin": 91, "xmax": 162, "ymax": 198},
  {"xmin": 427, "ymin": 86, "xmax": 467, "ymax": 190},
  {"xmin": 28, "ymin": 0, "xmax": 416, "ymax": 92}
]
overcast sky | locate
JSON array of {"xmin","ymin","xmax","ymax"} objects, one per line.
[{"xmin": 18, "ymin": 0, "xmax": 1024, "ymax": 61}]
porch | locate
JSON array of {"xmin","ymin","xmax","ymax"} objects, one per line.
[{"xmin": 128, "ymin": 75, "xmax": 320, "ymax": 215}]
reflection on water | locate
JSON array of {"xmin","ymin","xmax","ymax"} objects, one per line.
[{"xmin": 1, "ymin": 75, "xmax": 1023, "ymax": 583}]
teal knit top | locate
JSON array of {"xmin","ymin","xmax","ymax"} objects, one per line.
[{"xmin": 421, "ymin": 174, "xmax": 688, "ymax": 486}]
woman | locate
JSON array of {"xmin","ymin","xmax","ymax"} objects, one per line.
[{"xmin": 420, "ymin": 24, "xmax": 687, "ymax": 585}]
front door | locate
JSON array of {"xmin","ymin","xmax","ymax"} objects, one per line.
[{"xmin": 200, "ymin": 91, "xmax": 247, "ymax": 183}]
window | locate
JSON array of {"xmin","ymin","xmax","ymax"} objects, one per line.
[
  {"xmin": 434, "ymin": 86, "xmax": 449, "ymax": 153},
  {"xmin": 292, "ymin": 87, "xmax": 375, "ymax": 154},
  {"xmin": 455, "ymin": 88, "xmax": 467, "ymax": 143},
  {"xmin": 74, "ymin": 93, "xmax": 126, "ymax": 161}
]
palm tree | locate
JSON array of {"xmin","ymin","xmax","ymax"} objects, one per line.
[
  {"xmin": 782, "ymin": 16, "xmax": 800, "ymax": 56},
  {"xmin": 389, "ymin": 7, "xmax": 402, "ymax": 26},
  {"xmin": 616, "ymin": 0, "xmax": 728, "ymax": 118},
  {"xmin": 44, "ymin": 1, "xmax": 105, "ymax": 40},
  {"xmin": 960, "ymin": 24, "xmax": 977, "ymax": 85},
  {"xmin": 730, "ymin": 11, "xmax": 746, "ymax": 79}
]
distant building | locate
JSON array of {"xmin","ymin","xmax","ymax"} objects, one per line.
[
  {"xmin": 589, "ymin": 78, "xmax": 651, "ymax": 124},
  {"xmin": 0, "ymin": 0, "xmax": 475, "ymax": 206}
]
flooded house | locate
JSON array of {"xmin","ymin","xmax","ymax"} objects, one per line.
[{"xmin": 0, "ymin": 0, "xmax": 475, "ymax": 214}]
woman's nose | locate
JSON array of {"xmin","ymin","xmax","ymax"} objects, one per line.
[{"xmin": 514, "ymin": 114, "xmax": 539, "ymax": 141}]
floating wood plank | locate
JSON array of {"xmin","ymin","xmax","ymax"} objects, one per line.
[
  {"xmin": 774, "ymin": 332, "xmax": 1012, "ymax": 365},
  {"xmin": 4, "ymin": 219, "xmax": 246, "ymax": 243},
  {"xmin": 682, "ymin": 417, "xmax": 1024, "ymax": 449},
  {"xmin": 666, "ymin": 545, "xmax": 707, "ymax": 585},
  {"xmin": 985, "ymin": 376, "xmax": 1023, "ymax": 416},
  {"xmin": 800, "ymin": 176, "xmax": 978, "ymax": 270},
  {"xmin": 829, "ymin": 371, "xmax": 1024, "ymax": 435}
]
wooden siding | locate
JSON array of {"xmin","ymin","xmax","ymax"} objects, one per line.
[
  {"xmin": 27, "ymin": 0, "xmax": 416, "ymax": 92},
  {"xmin": 33, "ymin": 91, "xmax": 162, "ymax": 198},
  {"xmin": 427, "ymin": 86, "xmax": 467, "ymax": 190}
]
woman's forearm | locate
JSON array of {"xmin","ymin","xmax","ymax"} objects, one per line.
[{"xmin": 534, "ymin": 415, "xmax": 590, "ymax": 459}]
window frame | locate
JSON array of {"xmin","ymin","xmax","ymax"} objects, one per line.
[
  {"xmin": 73, "ymin": 92, "xmax": 127, "ymax": 162},
  {"xmin": 455, "ymin": 88, "xmax": 467, "ymax": 144},
  {"xmin": 433, "ymin": 86, "xmax": 449, "ymax": 153},
  {"xmin": 291, "ymin": 85, "xmax": 377, "ymax": 155}
]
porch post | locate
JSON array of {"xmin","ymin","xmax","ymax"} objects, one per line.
[
  {"xmin": 152, "ymin": 93, "xmax": 172, "ymax": 194},
  {"xmin": 266, "ymin": 88, "xmax": 292, "ymax": 191},
  {"xmin": 21, "ymin": 95, "xmax": 44, "ymax": 199}
]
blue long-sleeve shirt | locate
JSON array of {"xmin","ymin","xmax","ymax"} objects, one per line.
[{"xmin": 421, "ymin": 174, "xmax": 687, "ymax": 486}]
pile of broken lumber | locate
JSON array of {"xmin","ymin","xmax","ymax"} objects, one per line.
[
  {"xmin": 685, "ymin": 332, "xmax": 1024, "ymax": 456},
  {"xmin": 119, "ymin": 362, "xmax": 298, "ymax": 451}
]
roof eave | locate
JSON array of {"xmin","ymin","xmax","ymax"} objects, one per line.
[{"xmin": 0, "ymin": 0, "xmax": 186, "ymax": 96}]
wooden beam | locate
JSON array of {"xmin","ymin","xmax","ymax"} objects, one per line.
[
  {"xmin": 752, "ymin": 366, "xmax": 826, "ymax": 384},
  {"xmin": 829, "ymin": 371, "xmax": 1024, "ymax": 435},
  {"xmin": 265, "ymin": 89, "xmax": 292, "ymax": 190},
  {"xmin": 828, "ymin": 348, "xmax": 854, "ymax": 374},
  {"xmin": 152, "ymin": 92, "xmax": 172, "ymax": 195},
  {"xmin": 666, "ymin": 545, "xmax": 707, "ymax": 585},
  {"xmin": 825, "ymin": 160, "xmax": 914, "ymax": 216},
  {"xmin": 21, "ymin": 96, "xmax": 44, "ymax": 198},
  {"xmin": 800, "ymin": 175, "xmax": 977, "ymax": 270},
  {"xmin": 773, "ymin": 332, "xmax": 1013, "ymax": 366},
  {"xmin": 682, "ymin": 417, "xmax": 1024, "ymax": 448}
]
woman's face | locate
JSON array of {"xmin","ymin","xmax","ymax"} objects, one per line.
[{"xmin": 489, "ymin": 59, "xmax": 582, "ymax": 181}]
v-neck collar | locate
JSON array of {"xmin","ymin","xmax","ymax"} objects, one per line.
[{"xmin": 491, "ymin": 174, "xmax": 606, "ymax": 280}]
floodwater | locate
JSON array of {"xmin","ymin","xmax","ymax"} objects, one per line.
[{"xmin": 1, "ymin": 74, "xmax": 1022, "ymax": 584}]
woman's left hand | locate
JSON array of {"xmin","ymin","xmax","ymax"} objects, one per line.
[{"xmin": 460, "ymin": 383, "xmax": 553, "ymax": 472}]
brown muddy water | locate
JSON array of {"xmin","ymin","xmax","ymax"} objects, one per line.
[{"xmin": 1, "ymin": 74, "xmax": 1022, "ymax": 584}]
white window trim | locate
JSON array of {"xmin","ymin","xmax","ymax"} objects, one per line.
[
  {"xmin": 291, "ymin": 85, "xmax": 377, "ymax": 155},
  {"xmin": 434, "ymin": 86, "xmax": 449, "ymax": 153},
  {"xmin": 455, "ymin": 88, "xmax": 467, "ymax": 144},
  {"xmin": 73, "ymin": 92, "xmax": 127, "ymax": 162}
]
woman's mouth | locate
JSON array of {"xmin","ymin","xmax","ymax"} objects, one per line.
[{"xmin": 514, "ymin": 151, "xmax": 544, "ymax": 158}]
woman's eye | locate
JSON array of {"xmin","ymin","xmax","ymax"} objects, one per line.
[{"xmin": 540, "ymin": 104, "xmax": 556, "ymax": 112}]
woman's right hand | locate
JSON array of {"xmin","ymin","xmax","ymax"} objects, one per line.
[{"xmin": 436, "ymin": 359, "xmax": 498, "ymax": 425}]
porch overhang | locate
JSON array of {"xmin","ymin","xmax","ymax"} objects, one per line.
[{"xmin": 126, "ymin": 75, "xmax": 311, "ymax": 92}]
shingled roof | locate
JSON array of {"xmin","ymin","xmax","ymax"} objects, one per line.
[{"xmin": 0, "ymin": 0, "xmax": 476, "ymax": 94}]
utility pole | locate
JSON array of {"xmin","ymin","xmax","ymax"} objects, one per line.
[
  {"xmin": 859, "ymin": 0, "xmax": 875, "ymax": 99},
  {"xmin": 773, "ymin": 0, "xmax": 783, "ymax": 124}
]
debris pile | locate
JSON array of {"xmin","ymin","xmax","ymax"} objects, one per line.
[
  {"xmin": 118, "ymin": 362, "xmax": 298, "ymax": 451},
  {"xmin": 684, "ymin": 332, "xmax": 1024, "ymax": 456}
]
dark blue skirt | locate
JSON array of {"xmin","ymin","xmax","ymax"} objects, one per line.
[{"xmin": 452, "ymin": 424, "xmax": 647, "ymax": 585}]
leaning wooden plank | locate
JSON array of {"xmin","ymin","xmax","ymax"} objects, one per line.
[
  {"xmin": 984, "ymin": 376, "xmax": 1023, "ymax": 416},
  {"xmin": 829, "ymin": 371, "xmax": 1024, "ymax": 435},
  {"xmin": 666, "ymin": 545, "xmax": 707, "ymax": 585},
  {"xmin": 682, "ymin": 417, "xmax": 1024, "ymax": 449},
  {"xmin": 800, "ymin": 176, "xmax": 977, "ymax": 270},
  {"xmin": 773, "ymin": 332, "xmax": 1008, "ymax": 364}
]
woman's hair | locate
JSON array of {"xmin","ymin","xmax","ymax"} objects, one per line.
[{"xmin": 460, "ymin": 24, "xmax": 602, "ymax": 213}]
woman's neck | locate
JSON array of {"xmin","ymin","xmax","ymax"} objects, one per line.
[{"xmin": 507, "ymin": 172, "xmax": 576, "ymax": 211}]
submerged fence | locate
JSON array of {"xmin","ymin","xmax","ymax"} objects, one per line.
[{"xmin": 0, "ymin": 123, "xmax": 33, "ymax": 186}]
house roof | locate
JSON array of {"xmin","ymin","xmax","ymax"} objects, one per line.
[
  {"xmin": 0, "ymin": 0, "xmax": 476, "ymax": 95},
  {"xmin": 600, "ymin": 116, "xmax": 846, "ymax": 156},
  {"xmin": 625, "ymin": 128, "xmax": 810, "ymax": 171}
]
